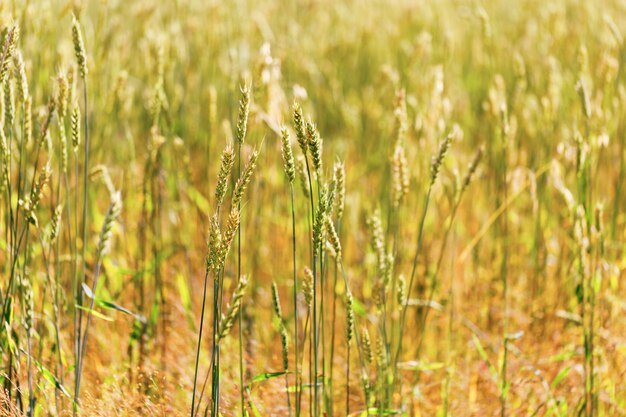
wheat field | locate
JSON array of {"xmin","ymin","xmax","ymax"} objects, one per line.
[{"xmin": 0, "ymin": 0, "xmax": 625, "ymax": 416}]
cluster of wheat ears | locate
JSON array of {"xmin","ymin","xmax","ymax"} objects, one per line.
[{"xmin": 1, "ymin": 1, "xmax": 626, "ymax": 416}]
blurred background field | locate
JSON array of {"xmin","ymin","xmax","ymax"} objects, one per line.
[{"xmin": 1, "ymin": 0, "xmax": 626, "ymax": 416}]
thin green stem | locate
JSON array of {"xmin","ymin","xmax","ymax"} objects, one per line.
[
  {"xmin": 74, "ymin": 77, "xmax": 89, "ymax": 416},
  {"xmin": 393, "ymin": 186, "xmax": 433, "ymax": 385},
  {"xmin": 346, "ymin": 342, "xmax": 350, "ymax": 417},
  {"xmin": 312, "ymin": 253, "xmax": 319, "ymax": 417},
  {"xmin": 210, "ymin": 269, "xmax": 220, "ymax": 416},
  {"xmin": 190, "ymin": 269, "xmax": 210, "ymax": 417},
  {"xmin": 238, "ymin": 144, "xmax": 245, "ymax": 417},
  {"xmin": 290, "ymin": 186, "xmax": 300, "ymax": 417}
]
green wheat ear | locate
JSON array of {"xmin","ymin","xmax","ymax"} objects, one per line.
[
  {"xmin": 361, "ymin": 327, "xmax": 373, "ymax": 365},
  {"xmin": 71, "ymin": 103, "xmax": 80, "ymax": 151},
  {"xmin": 215, "ymin": 144, "xmax": 235, "ymax": 207},
  {"xmin": 218, "ymin": 275, "xmax": 249, "ymax": 341},
  {"xmin": 430, "ymin": 132, "xmax": 454, "ymax": 186},
  {"xmin": 232, "ymin": 148, "xmax": 259, "ymax": 207},
  {"xmin": 217, "ymin": 208, "xmax": 240, "ymax": 269},
  {"xmin": 346, "ymin": 291, "xmax": 355, "ymax": 342},
  {"xmin": 312, "ymin": 185, "xmax": 329, "ymax": 257},
  {"xmin": 281, "ymin": 127, "xmax": 296, "ymax": 183},
  {"xmin": 96, "ymin": 192, "xmax": 122, "ymax": 259},
  {"xmin": 292, "ymin": 102, "xmax": 308, "ymax": 154},
  {"xmin": 271, "ymin": 280, "xmax": 283, "ymax": 319},
  {"xmin": 306, "ymin": 120, "xmax": 323, "ymax": 175},
  {"xmin": 0, "ymin": 24, "xmax": 18, "ymax": 84},
  {"xmin": 13, "ymin": 50, "xmax": 28, "ymax": 104},
  {"xmin": 3, "ymin": 80, "xmax": 13, "ymax": 129},
  {"xmin": 280, "ymin": 324, "xmax": 289, "ymax": 371},
  {"xmin": 49, "ymin": 204, "xmax": 63, "ymax": 243},
  {"xmin": 333, "ymin": 161, "xmax": 345, "ymax": 220},
  {"xmin": 206, "ymin": 213, "xmax": 222, "ymax": 274},
  {"xmin": 236, "ymin": 84, "xmax": 250, "ymax": 144},
  {"xmin": 71, "ymin": 15, "xmax": 87, "ymax": 79},
  {"xmin": 326, "ymin": 219, "xmax": 342, "ymax": 262}
]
